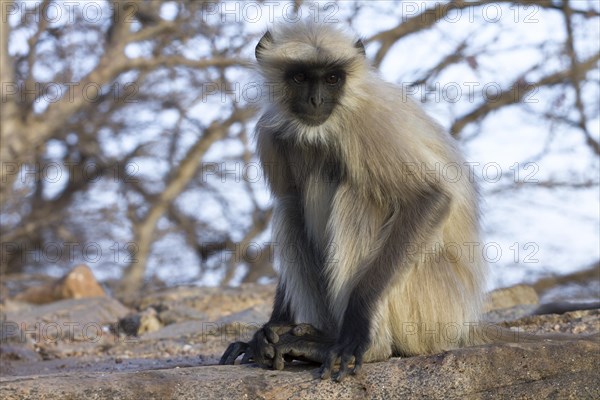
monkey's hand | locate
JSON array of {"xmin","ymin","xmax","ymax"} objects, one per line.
[
  {"xmin": 319, "ymin": 316, "xmax": 370, "ymax": 382},
  {"xmin": 219, "ymin": 323, "xmax": 296, "ymax": 369}
]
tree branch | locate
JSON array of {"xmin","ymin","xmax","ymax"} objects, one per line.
[
  {"xmin": 449, "ymin": 52, "xmax": 600, "ymax": 136},
  {"xmin": 0, "ymin": 0, "xmax": 22, "ymax": 203},
  {"xmin": 368, "ymin": 0, "xmax": 599, "ymax": 67},
  {"xmin": 119, "ymin": 107, "xmax": 256, "ymax": 292},
  {"xmin": 562, "ymin": 0, "xmax": 600, "ymax": 155}
]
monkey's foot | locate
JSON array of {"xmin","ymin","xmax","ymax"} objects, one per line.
[
  {"xmin": 219, "ymin": 323, "xmax": 298, "ymax": 368},
  {"xmin": 219, "ymin": 323, "xmax": 336, "ymax": 371},
  {"xmin": 274, "ymin": 326, "xmax": 335, "ymax": 365}
]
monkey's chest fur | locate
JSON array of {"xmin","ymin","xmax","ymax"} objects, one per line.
[
  {"xmin": 282, "ymin": 140, "xmax": 343, "ymax": 249},
  {"xmin": 272, "ymin": 136, "xmax": 385, "ymax": 334}
]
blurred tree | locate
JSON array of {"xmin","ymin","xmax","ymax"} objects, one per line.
[
  {"xmin": 1, "ymin": 0, "xmax": 598, "ymax": 293},
  {"xmin": 1, "ymin": 0, "xmax": 269, "ymax": 293}
]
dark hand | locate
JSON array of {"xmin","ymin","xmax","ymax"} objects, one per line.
[
  {"xmin": 319, "ymin": 307, "xmax": 370, "ymax": 381},
  {"xmin": 219, "ymin": 324, "xmax": 294, "ymax": 369}
]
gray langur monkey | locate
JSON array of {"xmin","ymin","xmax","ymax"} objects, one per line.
[{"xmin": 219, "ymin": 21, "xmax": 593, "ymax": 381}]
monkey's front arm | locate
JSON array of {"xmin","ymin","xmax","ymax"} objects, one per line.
[{"xmin": 316, "ymin": 188, "xmax": 451, "ymax": 381}]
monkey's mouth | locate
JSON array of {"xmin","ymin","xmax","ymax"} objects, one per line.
[
  {"xmin": 290, "ymin": 106, "xmax": 334, "ymax": 127},
  {"xmin": 297, "ymin": 114, "xmax": 330, "ymax": 126}
]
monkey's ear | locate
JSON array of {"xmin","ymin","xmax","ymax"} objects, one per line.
[
  {"xmin": 256, "ymin": 30, "xmax": 273, "ymax": 62},
  {"xmin": 354, "ymin": 39, "xmax": 366, "ymax": 57}
]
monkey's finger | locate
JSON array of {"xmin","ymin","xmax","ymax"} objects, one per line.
[
  {"xmin": 219, "ymin": 342, "xmax": 245, "ymax": 364},
  {"xmin": 335, "ymin": 353, "xmax": 355, "ymax": 382},
  {"xmin": 219, "ymin": 347, "xmax": 233, "ymax": 365},
  {"xmin": 263, "ymin": 343, "xmax": 275, "ymax": 359},
  {"xmin": 240, "ymin": 349, "xmax": 253, "ymax": 364},
  {"xmin": 319, "ymin": 351, "xmax": 338, "ymax": 380},
  {"xmin": 352, "ymin": 353, "xmax": 363, "ymax": 375},
  {"xmin": 292, "ymin": 323, "xmax": 318, "ymax": 336},
  {"xmin": 272, "ymin": 346, "xmax": 285, "ymax": 370},
  {"xmin": 264, "ymin": 327, "xmax": 280, "ymax": 344},
  {"xmin": 251, "ymin": 344, "xmax": 274, "ymax": 368},
  {"xmin": 319, "ymin": 365, "xmax": 331, "ymax": 380},
  {"xmin": 269, "ymin": 324, "xmax": 298, "ymax": 342},
  {"xmin": 219, "ymin": 341, "xmax": 248, "ymax": 365},
  {"xmin": 277, "ymin": 340, "xmax": 309, "ymax": 359},
  {"xmin": 251, "ymin": 345, "xmax": 275, "ymax": 368}
]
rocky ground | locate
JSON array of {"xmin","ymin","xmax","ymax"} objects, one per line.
[{"xmin": 0, "ymin": 266, "xmax": 599, "ymax": 399}]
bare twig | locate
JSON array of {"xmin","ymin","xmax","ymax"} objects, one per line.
[
  {"xmin": 449, "ymin": 52, "xmax": 600, "ymax": 137},
  {"xmin": 562, "ymin": 0, "xmax": 600, "ymax": 155}
]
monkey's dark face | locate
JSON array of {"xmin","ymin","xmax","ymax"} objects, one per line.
[{"xmin": 283, "ymin": 63, "xmax": 346, "ymax": 126}]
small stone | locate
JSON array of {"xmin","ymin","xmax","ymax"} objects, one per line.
[{"xmin": 13, "ymin": 265, "xmax": 105, "ymax": 304}]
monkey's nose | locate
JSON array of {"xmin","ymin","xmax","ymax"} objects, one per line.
[{"xmin": 309, "ymin": 96, "xmax": 324, "ymax": 107}]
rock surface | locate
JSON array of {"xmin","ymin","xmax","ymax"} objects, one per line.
[
  {"xmin": 1, "ymin": 339, "xmax": 598, "ymax": 399},
  {"xmin": 484, "ymin": 284, "xmax": 539, "ymax": 312},
  {"xmin": 1, "ymin": 279, "xmax": 599, "ymax": 399}
]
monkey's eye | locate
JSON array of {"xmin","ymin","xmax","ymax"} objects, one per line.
[
  {"xmin": 325, "ymin": 73, "xmax": 340, "ymax": 85},
  {"xmin": 293, "ymin": 73, "xmax": 307, "ymax": 84}
]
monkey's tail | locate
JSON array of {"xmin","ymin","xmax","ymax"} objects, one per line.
[
  {"xmin": 470, "ymin": 323, "xmax": 600, "ymax": 346},
  {"xmin": 472, "ymin": 302, "xmax": 600, "ymax": 345}
]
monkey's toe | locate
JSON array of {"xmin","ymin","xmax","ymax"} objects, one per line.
[{"xmin": 219, "ymin": 341, "xmax": 249, "ymax": 365}]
